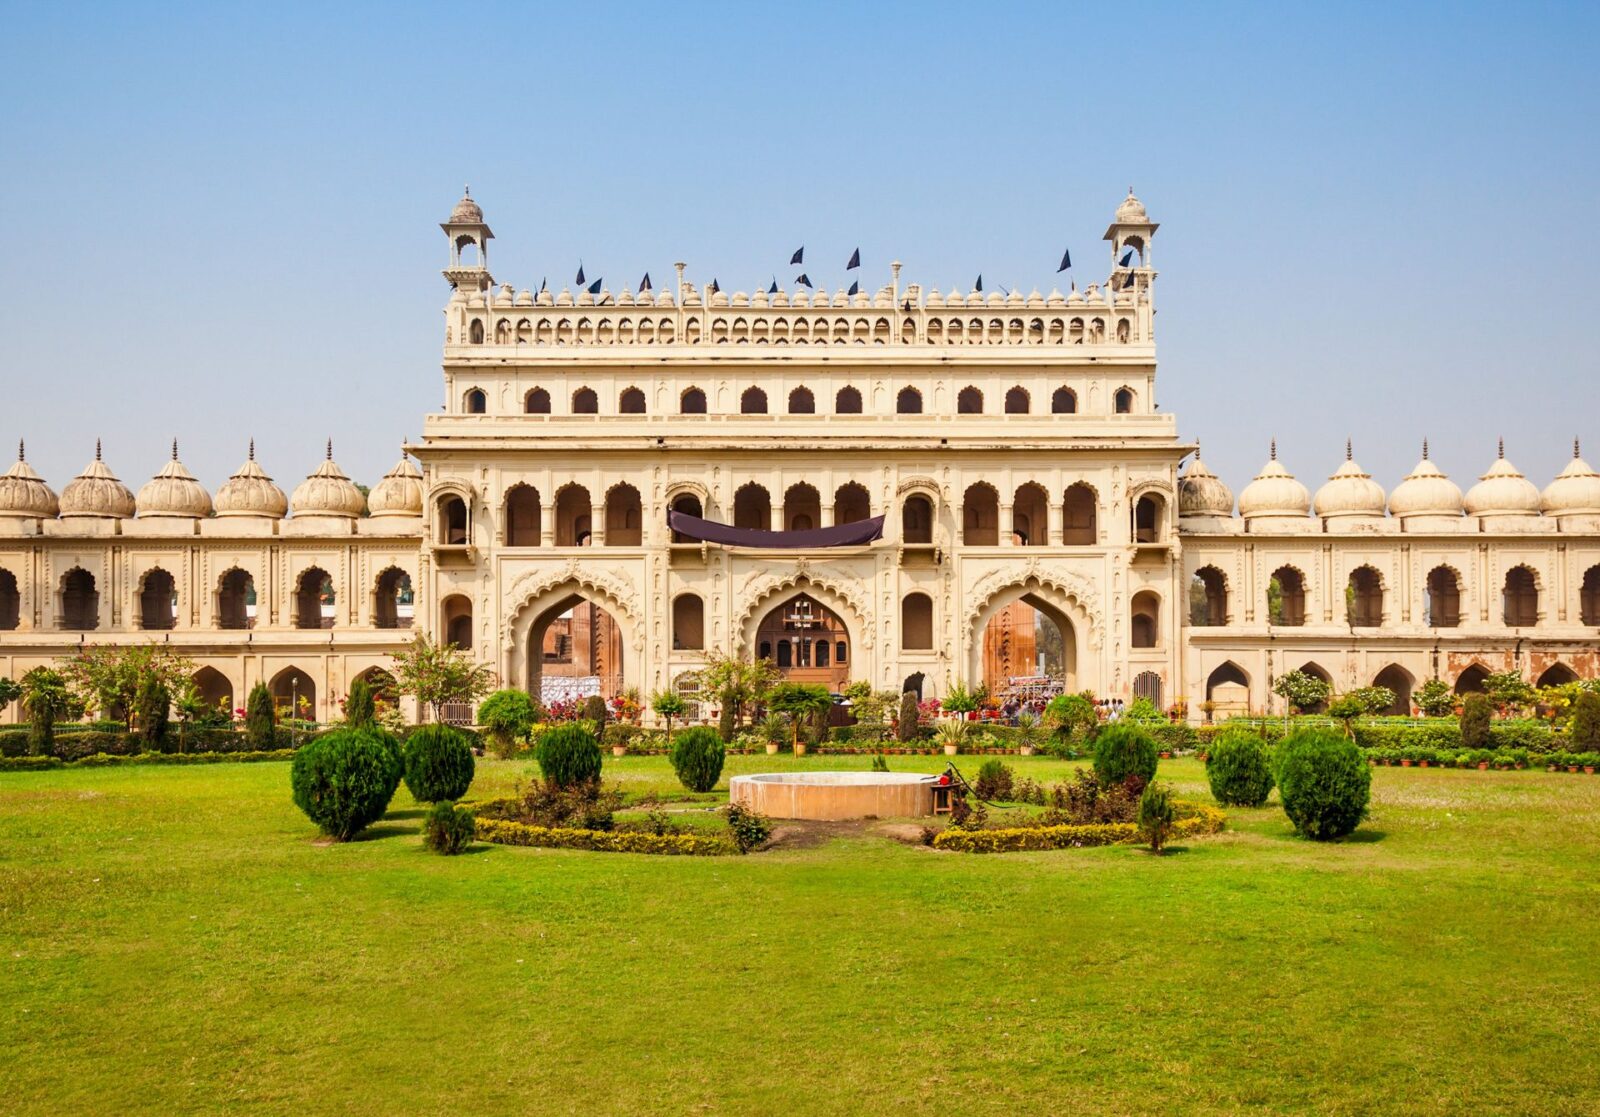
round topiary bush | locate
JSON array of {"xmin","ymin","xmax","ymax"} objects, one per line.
[
  {"xmin": 537, "ymin": 724, "xmax": 602, "ymax": 788},
  {"xmin": 670, "ymin": 726, "xmax": 726, "ymax": 793},
  {"xmin": 1092, "ymin": 722, "xmax": 1158, "ymax": 787},
  {"xmin": 477, "ymin": 688, "xmax": 537, "ymax": 758},
  {"xmin": 1460, "ymin": 692, "xmax": 1492, "ymax": 749},
  {"xmin": 290, "ymin": 728, "xmax": 400, "ymax": 840},
  {"xmin": 421, "ymin": 801, "xmax": 476, "ymax": 854},
  {"xmin": 1205, "ymin": 726, "xmax": 1275, "ymax": 807},
  {"xmin": 403, "ymin": 724, "xmax": 476, "ymax": 802},
  {"xmin": 1276, "ymin": 727, "xmax": 1371, "ymax": 840}
]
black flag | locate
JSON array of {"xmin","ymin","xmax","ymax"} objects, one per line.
[
  {"xmin": 1058, "ymin": 248, "xmax": 1072, "ymax": 272},
  {"xmin": 847, "ymin": 248, "xmax": 860, "ymax": 270},
  {"xmin": 1119, "ymin": 249, "xmax": 1134, "ymax": 267},
  {"xmin": 539, "ymin": 277, "xmax": 547, "ymax": 293},
  {"xmin": 790, "ymin": 247, "xmax": 804, "ymax": 265},
  {"xmin": 768, "ymin": 278, "xmax": 779, "ymax": 294},
  {"xmin": 848, "ymin": 280, "xmax": 859, "ymax": 296},
  {"xmin": 974, "ymin": 275, "xmax": 983, "ymax": 292},
  {"xmin": 588, "ymin": 277, "xmax": 602, "ymax": 295},
  {"xmin": 708, "ymin": 278, "xmax": 719, "ymax": 294},
  {"xmin": 796, "ymin": 273, "xmax": 812, "ymax": 288},
  {"xmin": 639, "ymin": 272, "xmax": 652, "ymax": 292},
  {"xmin": 576, "ymin": 264, "xmax": 586, "ymax": 286},
  {"xmin": 1122, "ymin": 271, "xmax": 1136, "ymax": 290}
]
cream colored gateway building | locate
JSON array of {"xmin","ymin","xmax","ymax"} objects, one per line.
[{"xmin": 1, "ymin": 191, "xmax": 1597, "ymax": 724}]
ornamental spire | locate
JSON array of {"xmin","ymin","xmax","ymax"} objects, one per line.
[
  {"xmin": 1422, "ymin": 437, "xmax": 1429, "ymax": 461},
  {"xmin": 1576, "ymin": 438, "xmax": 1582, "ymax": 460},
  {"xmin": 16, "ymin": 439, "xmax": 23, "ymax": 463},
  {"xmin": 171, "ymin": 438, "xmax": 179, "ymax": 462},
  {"xmin": 1345, "ymin": 437, "xmax": 1352, "ymax": 462},
  {"xmin": 95, "ymin": 438, "xmax": 102, "ymax": 462},
  {"xmin": 325, "ymin": 438, "xmax": 333, "ymax": 461},
  {"xmin": 1270, "ymin": 437, "xmax": 1277, "ymax": 462},
  {"xmin": 1498, "ymin": 437, "xmax": 1505, "ymax": 460},
  {"xmin": 248, "ymin": 437, "xmax": 255, "ymax": 462}
]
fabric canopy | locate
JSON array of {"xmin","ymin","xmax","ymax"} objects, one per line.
[{"xmin": 667, "ymin": 509, "xmax": 884, "ymax": 549}]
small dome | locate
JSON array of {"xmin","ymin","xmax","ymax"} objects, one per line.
[
  {"xmin": 1178, "ymin": 450, "xmax": 1234, "ymax": 517},
  {"xmin": 1314, "ymin": 443, "xmax": 1387, "ymax": 519},
  {"xmin": 136, "ymin": 441, "xmax": 213, "ymax": 518},
  {"xmin": 290, "ymin": 442, "xmax": 366, "ymax": 518},
  {"xmin": 0, "ymin": 441, "xmax": 59, "ymax": 518},
  {"xmin": 59, "ymin": 441, "xmax": 136, "ymax": 519},
  {"xmin": 1540, "ymin": 441, "xmax": 1600, "ymax": 517},
  {"xmin": 214, "ymin": 441, "xmax": 288, "ymax": 518},
  {"xmin": 368, "ymin": 454, "xmax": 423, "ymax": 518},
  {"xmin": 448, "ymin": 188, "xmax": 482, "ymax": 224},
  {"xmin": 1464, "ymin": 442, "xmax": 1541, "ymax": 517},
  {"xmin": 1238, "ymin": 443, "xmax": 1310, "ymax": 519},
  {"xmin": 1115, "ymin": 188, "xmax": 1148, "ymax": 223},
  {"xmin": 1388, "ymin": 442, "xmax": 1462, "ymax": 518}
]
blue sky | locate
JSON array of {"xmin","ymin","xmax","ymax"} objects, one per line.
[{"xmin": 1, "ymin": 2, "xmax": 1596, "ymax": 500}]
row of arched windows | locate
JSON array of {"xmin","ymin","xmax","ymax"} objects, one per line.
[
  {"xmin": 468, "ymin": 313, "xmax": 1135, "ymax": 348},
  {"xmin": 468, "ymin": 383, "xmax": 1141, "ymax": 417}
]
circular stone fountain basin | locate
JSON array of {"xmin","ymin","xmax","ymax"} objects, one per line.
[{"xmin": 728, "ymin": 771, "xmax": 938, "ymax": 821}]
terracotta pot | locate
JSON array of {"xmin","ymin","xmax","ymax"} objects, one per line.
[
  {"xmin": 794, "ymin": 743, "xmax": 807, "ymax": 757},
  {"xmin": 1569, "ymin": 765, "xmax": 1580, "ymax": 773},
  {"xmin": 1419, "ymin": 760, "xmax": 1430, "ymax": 768},
  {"xmin": 944, "ymin": 744, "xmax": 959, "ymax": 756},
  {"xmin": 765, "ymin": 743, "xmax": 779, "ymax": 755},
  {"xmin": 1400, "ymin": 759, "xmax": 1412, "ymax": 767},
  {"xmin": 1477, "ymin": 762, "xmax": 1490, "ymax": 770},
  {"xmin": 1160, "ymin": 751, "xmax": 1172, "ymax": 760},
  {"xmin": 1587, "ymin": 767, "xmax": 1596, "ymax": 775},
  {"xmin": 611, "ymin": 745, "xmax": 627, "ymax": 757},
  {"xmin": 1019, "ymin": 745, "xmax": 1035, "ymax": 756}
]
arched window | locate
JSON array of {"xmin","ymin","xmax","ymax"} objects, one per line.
[
  {"xmin": 1348, "ymin": 566, "xmax": 1384, "ymax": 627},
  {"xmin": 788, "ymin": 386, "xmax": 815, "ymax": 414},
  {"xmin": 783, "ymin": 483, "xmax": 821, "ymax": 532},
  {"xmin": 836, "ymin": 640, "xmax": 848, "ymax": 664},
  {"xmin": 437, "ymin": 495, "xmax": 468, "ymax": 545},
  {"xmin": 464, "ymin": 388, "xmax": 486, "ymax": 414},
  {"xmin": 1425, "ymin": 566, "xmax": 1461, "ymax": 628},
  {"xmin": 1268, "ymin": 567, "xmax": 1306, "ymax": 627},
  {"xmin": 740, "ymin": 387, "xmax": 768, "ymax": 414},
  {"xmin": 1206, "ymin": 662, "xmax": 1250, "ymax": 711},
  {"xmin": 901, "ymin": 593, "xmax": 934, "ymax": 649},
  {"xmin": 504, "ymin": 484, "xmax": 541, "ymax": 546},
  {"xmin": 902, "ymin": 494, "xmax": 933, "ymax": 544},
  {"xmin": 619, "ymin": 387, "xmax": 646, "ymax": 414},
  {"xmin": 1503, "ymin": 566, "xmax": 1538, "ymax": 627},
  {"xmin": 524, "ymin": 387, "xmax": 550, "ymax": 414},
  {"xmin": 680, "ymin": 387, "xmax": 707, "ymax": 414},
  {"xmin": 469, "ymin": 320, "xmax": 485, "ymax": 344},
  {"xmin": 217, "ymin": 568, "xmax": 254, "ymax": 630},
  {"xmin": 672, "ymin": 593, "xmax": 704, "ymax": 650},
  {"xmin": 1114, "ymin": 387, "xmax": 1134, "ymax": 414},
  {"xmin": 896, "ymin": 386, "xmax": 922, "ymax": 414},
  {"xmin": 572, "ymin": 387, "xmax": 599, "ymax": 414},
  {"xmin": 555, "ymin": 485, "xmax": 592, "ymax": 546},
  {"xmin": 1051, "ymin": 387, "xmax": 1077, "ymax": 414},
  {"xmin": 1372, "ymin": 666, "xmax": 1414, "ymax": 714},
  {"xmin": 733, "ymin": 483, "xmax": 771, "ymax": 531},
  {"xmin": 137, "ymin": 569, "xmax": 176, "ymax": 631},
  {"xmin": 1454, "ymin": 663, "xmax": 1489, "ymax": 694},
  {"xmin": 957, "ymin": 386, "xmax": 983, "ymax": 414},
  {"xmin": 833, "ymin": 482, "xmax": 870, "ymax": 525},
  {"xmin": 1011, "ymin": 483, "xmax": 1048, "ymax": 546},
  {"xmin": 1132, "ymin": 493, "xmax": 1164, "ymax": 542},
  {"xmin": 962, "ymin": 483, "xmax": 999, "ymax": 545},
  {"xmin": 1131, "ymin": 590, "xmax": 1160, "ymax": 648},
  {"xmin": 373, "ymin": 567, "xmax": 413, "ymax": 629},
  {"xmin": 776, "ymin": 641, "xmax": 793, "ymax": 668},
  {"xmin": 604, "ymin": 483, "xmax": 642, "ymax": 546},
  {"xmin": 1536, "ymin": 663, "xmax": 1579, "ymax": 689},
  {"xmin": 60, "ymin": 568, "xmax": 99, "ymax": 631},
  {"xmin": 442, "ymin": 594, "xmax": 472, "ymax": 652},
  {"xmin": 1063, "ymin": 484, "xmax": 1097, "ymax": 545},
  {"xmin": 669, "ymin": 492, "xmax": 703, "ymax": 542},
  {"xmin": 294, "ymin": 568, "xmax": 333, "ymax": 630},
  {"xmin": 1582, "ymin": 565, "xmax": 1600, "ymax": 625},
  {"xmin": 835, "ymin": 386, "xmax": 863, "ymax": 414},
  {"xmin": 192, "ymin": 667, "xmax": 233, "ymax": 716},
  {"xmin": 1190, "ymin": 567, "xmax": 1227, "ymax": 626},
  {"xmin": 1004, "ymin": 386, "xmax": 1029, "ymax": 414},
  {"xmin": 1132, "ymin": 671, "xmax": 1163, "ymax": 706},
  {"xmin": 0, "ymin": 568, "xmax": 17, "ymax": 630}
]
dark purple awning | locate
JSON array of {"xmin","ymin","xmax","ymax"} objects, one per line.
[{"xmin": 668, "ymin": 510, "xmax": 884, "ymax": 549}]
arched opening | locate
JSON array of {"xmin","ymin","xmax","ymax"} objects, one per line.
[
  {"xmin": 138, "ymin": 568, "xmax": 177, "ymax": 631},
  {"xmin": 469, "ymin": 320, "xmax": 485, "ymax": 345},
  {"xmin": 1051, "ymin": 387, "xmax": 1077, "ymax": 414},
  {"xmin": 192, "ymin": 667, "xmax": 232, "ymax": 719},
  {"xmin": 294, "ymin": 568, "xmax": 333, "ymax": 630},
  {"xmin": 755, "ymin": 593, "xmax": 850, "ymax": 689},
  {"xmin": 1454, "ymin": 663, "xmax": 1489, "ymax": 694},
  {"xmin": 1190, "ymin": 567, "xmax": 1227, "ymax": 626},
  {"xmin": 1296, "ymin": 662, "xmax": 1333, "ymax": 713},
  {"xmin": 734, "ymin": 483, "xmax": 771, "ymax": 531},
  {"xmin": 980, "ymin": 591, "xmax": 1076, "ymax": 704},
  {"xmin": 680, "ymin": 387, "xmax": 707, "ymax": 414},
  {"xmin": 604, "ymin": 483, "xmax": 643, "ymax": 546},
  {"xmin": 270, "ymin": 667, "xmax": 316, "ymax": 723},
  {"xmin": 504, "ymin": 484, "xmax": 542, "ymax": 546},
  {"xmin": 442, "ymin": 594, "xmax": 473, "ymax": 652},
  {"xmin": 353, "ymin": 667, "xmax": 398, "ymax": 709},
  {"xmin": 962, "ymin": 482, "xmax": 999, "ymax": 545},
  {"xmin": 833, "ymin": 482, "xmax": 870, "ymax": 525},
  {"xmin": 1372, "ymin": 665, "xmax": 1414, "ymax": 715},
  {"xmin": 0, "ymin": 568, "xmax": 20, "ymax": 630},
  {"xmin": 1132, "ymin": 671, "xmax": 1163, "ymax": 706},
  {"xmin": 1268, "ymin": 567, "xmax": 1306, "ymax": 627},
  {"xmin": 1132, "ymin": 492, "xmax": 1164, "ymax": 543},
  {"xmin": 740, "ymin": 387, "xmax": 768, "ymax": 414},
  {"xmin": 783, "ymin": 483, "xmax": 821, "ymax": 532},
  {"xmin": 1011, "ymin": 482, "xmax": 1048, "ymax": 546},
  {"xmin": 673, "ymin": 670, "xmax": 704, "ymax": 722},
  {"xmin": 528, "ymin": 592, "xmax": 625, "ymax": 706},
  {"xmin": 672, "ymin": 593, "xmax": 704, "ymax": 650},
  {"xmin": 217, "ymin": 568, "xmax": 254, "ymax": 630},
  {"xmin": 896, "ymin": 386, "xmax": 923, "ymax": 414},
  {"xmin": 669, "ymin": 492, "xmax": 704, "ymax": 542},
  {"xmin": 464, "ymin": 388, "xmax": 487, "ymax": 414},
  {"xmin": 555, "ymin": 485, "xmax": 593, "ymax": 546},
  {"xmin": 1063, "ymin": 484, "xmax": 1097, "ymax": 545},
  {"xmin": 1503, "ymin": 566, "xmax": 1538, "ymax": 627},
  {"xmin": 1536, "ymin": 663, "xmax": 1579, "ymax": 688},
  {"xmin": 1205, "ymin": 662, "xmax": 1250, "ymax": 716},
  {"xmin": 788, "ymin": 386, "xmax": 815, "ymax": 414},
  {"xmin": 373, "ymin": 567, "xmax": 413, "ymax": 629},
  {"xmin": 60, "ymin": 568, "xmax": 99, "ymax": 631},
  {"xmin": 1348, "ymin": 566, "xmax": 1384, "ymax": 627},
  {"xmin": 957, "ymin": 385, "xmax": 984, "ymax": 414},
  {"xmin": 437, "ymin": 495, "xmax": 468, "ymax": 545},
  {"xmin": 835, "ymin": 386, "xmax": 863, "ymax": 414},
  {"xmin": 1130, "ymin": 590, "xmax": 1161, "ymax": 648},
  {"xmin": 1114, "ymin": 387, "xmax": 1134, "ymax": 414},
  {"xmin": 1005, "ymin": 386, "xmax": 1029, "ymax": 414},
  {"xmin": 1425, "ymin": 566, "xmax": 1462, "ymax": 628},
  {"xmin": 524, "ymin": 387, "xmax": 550, "ymax": 414},
  {"xmin": 902, "ymin": 672, "xmax": 927, "ymax": 699},
  {"xmin": 619, "ymin": 387, "xmax": 646, "ymax": 414},
  {"xmin": 902, "ymin": 494, "xmax": 934, "ymax": 543},
  {"xmin": 572, "ymin": 387, "xmax": 599, "ymax": 414},
  {"xmin": 901, "ymin": 593, "xmax": 934, "ymax": 650},
  {"xmin": 1581, "ymin": 566, "xmax": 1600, "ymax": 625}
]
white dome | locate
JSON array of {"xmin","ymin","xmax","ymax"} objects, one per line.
[
  {"xmin": 1115, "ymin": 189, "xmax": 1149, "ymax": 223},
  {"xmin": 59, "ymin": 442, "xmax": 136, "ymax": 519},
  {"xmin": 1464, "ymin": 444, "xmax": 1541, "ymax": 518},
  {"xmin": 136, "ymin": 442, "xmax": 213, "ymax": 519},
  {"xmin": 368, "ymin": 455, "xmax": 423, "ymax": 518},
  {"xmin": 1388, "ymin": 443, "xmax": 1462, "ymax": 519},
  {"xmin": 1541, "ymin": 442, "xmax": 1600, "ymax": 518},
  {"xmin": 1238, "ymin": 445, "xmax": 1310, "ymax": 519},
  {"xmin": 0, "ymin": 441, "xmax": 59, "ymax": 518},
  {"xmin": 1178, "ymin": 451, "xmax": 1234, "ymax": 517},
  {"xmin": 1314, "ymin": 444, "xmax": 1386, "ymax": 519},
  {"xmin": 214, "ymin": 442, "xmax": 288, "ymax": 519},
  {"xmin": 290, "ymin": 442, "xmax": 366, "ymax": 518}
]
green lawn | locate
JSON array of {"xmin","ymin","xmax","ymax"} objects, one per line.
[{"xmin": 3, "ymin": 754, "xmax": 1598, "ymax": 1115}]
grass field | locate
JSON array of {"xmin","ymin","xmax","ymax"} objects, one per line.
[{"xmin": 3, "ymin": 753, "xmax": 1599, "ymax": 1115}]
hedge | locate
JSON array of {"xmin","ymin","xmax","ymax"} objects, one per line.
[
  {"xmin": 0, "ymin": 726, "xmax": 300, "ymax": 760},
  {"xmin": 1202, "ymin": 718, "xmax": 1562, "ymax": 754},
  {"xmin": 0, "ymin": 749, "xmax": 296, "ymax": 772},
  {"xmin": 472, "ymin": 817, "xmax": 739, "ymax": 856},
  {"xmin": 933, "ymin": 803, "xmax": 1225, "ymax": 853}
]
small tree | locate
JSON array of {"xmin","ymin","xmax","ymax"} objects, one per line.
[
  {"xmin": 1276, "ymin": 728, "xmax": 1371, "ymax": 840},
  {"xmin": 537, "ymin": 724, "xmax": 602, "ymax": 789},
  {"xmin": 477, "ymin": 689, "xmax": 537, "ymax": 758},
  {"xmin": 1414, "ymin": 678, "xmax": 1455, "ymax": 718},
  {"xmin": 1460, "ymin": 692, "xmax": 1493, "ymax": 749},
  {"xmin": 403, "ymin": 724, "xmax": 476, "ymax": 802},
  {"xmin": 717, "ymin": 691, "xmax": 737, "ymax": 743},
  {"xmin": 0, "ymin": 677, "xmax": 20, "ymax": 718},
  {"xmin": 1327, "ymin": 686, "xmax": 1394, "ymax": 739},
  {"xmin": 670, "ymin": 726, "xmax": 726, "ymax": 793},
  {"xmin": 1571, "ymin": 691, "xmax": 1600, "ymax": 751},
  {"xmin": 20, "ymin": 667, "xmax": 74, "ymax": 757},
  {"xmin": 1044, "ymin": 692, "xmax": 1097, "ymax": 742},
  {"xmin": 391, "ymin": 632, "xmax": 496, "ymax": 723},
  {"xmin": 345, "ymin": 678, "xmax": 376, "ymax": 728},
  {"xmin": 1273, "ymin": 670, "xmax": 1330, "ymax": 716},
  {"xmin": 1093, "ymin": 722, "xmax": 1159, "ymax": 787},
  {"xmin": 172, "ymin": 679, "xmax": 209, "ymax": 754},
  {"xmin": 1482, "ymin": 671, "xmax": 1536, "ymax": 715},
  {"xmin": 581, "ymin": 694, "xmax": 608, "ymax": 728},
  {"xmin": 245, "ymin": 682, "xmax": 277, "ymax": 749},
  {"xmin": 941, "ymin": 680, "xmax": 981, "ymax": 718},
  {"xmin": 290, "ymin": 729, "xmax": 399, "ymax": 841},
  {"xmin": 134, "ymin": 675, "xmax": 170, "ymax": 748},
  {"xmin": 1205, "ymin": 727, "xmax": 1275, "ymax": 807},
  {"xmin": 896, "ymin": 690, "xmax": 920, "ymax": 743},
  {"xmin": 650, "ymin": 690, "xmax": 687, "ymax": 741},
  {"xmin": 1137, "ymin": 782, "xmax": 1176, "ymax": 853},
  {"xmin": 698, "ymin": 650, "xmax": 778, "ymax": 728},
  {"xmin": 767, "ymin": 682, "xmax": 833, "ymax": 743},
  {"xmin": 58, "ymin": 643, "xmax": 193, "ymax": 731}
]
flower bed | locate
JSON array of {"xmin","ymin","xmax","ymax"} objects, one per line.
[
  {"xmin": 933, "ymin": 803, "xmax": 1225, "ymax": 853},
  {"xmin": 472, "ymin": 817, "xmax": 739, "ymax": 855}
]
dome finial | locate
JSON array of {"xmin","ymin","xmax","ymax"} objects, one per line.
[
  {"xmin": 248, "ymin": 437, "xmax": 255, "ymax": 462},
  {"xmin": 95, "ymin": 438, "xmax": 102, "ymax": 462},
  {"xmin": 1270, "ymin": 437, "xmax": 1277, "ymax": 462},
  {"xmin": 463, "ymin": 184, "xmax": 470, "ymax": 196},
  {"xmin": 325, "ymin": 438, "xmax": 333, "ymax": 461},
  {"xmin": 1498, "ymin": 437, "xmax": 1505, "ymax": 460},
  {"xmin": 1194, "ymin": 438, "xmax": 1201, "ymax": 460},
  {"xmin": 16, "ymin": 439, "xmax": 23, "ymax": 463},
  {"xmin": 1346, "ymin": 437, "xmax": 1353, "ymax": 462},
  {"xmin": 1422, "ymin": 437, "xmax": 1429, "ymax": 461},
  {"xmin": 1576, "ymin": 438, "xmax": 1582, "ymax": 460},
  {"xmin": 171, "ymin": 438, "xmax": 179, "ymax": 462}
]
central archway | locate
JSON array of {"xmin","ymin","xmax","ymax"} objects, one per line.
[
  {"xmin": 507, "ymin": 579, "xmax": 635, "ymax": 709},
  {"xmin": 967, "ymin": 577, "xmax": 1092, "ymax": 699},
  {"xmin": 754, "ymin": 593, "xmax": 851, "ymax": 690}
]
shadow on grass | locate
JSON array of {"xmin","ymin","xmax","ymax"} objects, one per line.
[
  {"xmin": 1260, "ymin": 826, "xmax": 1388, "ymax": 845},
  {"xmin": 384, "ymin": 809, "xmax": 428, "ymax": 821},
  {"xmin": 351, "ymin": 822, "xmax": 417, "ymax": 842}
]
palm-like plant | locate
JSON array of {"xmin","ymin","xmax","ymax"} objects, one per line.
[{"xmin": 934, "ymin": 719, "xmax": 970, "ymax": 750}]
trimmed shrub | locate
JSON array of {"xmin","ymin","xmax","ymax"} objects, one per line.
[
  {"xmin": 403, "ymin": 724, "xmax": 476, "ymax": 802},
  {"xmin": 896, "ymin": 691, "xmax": 920, "ymax": 743},
  {"xmin": 1137, "ymin": 782, "xmax": 1176, "ymax": 853},
  {"xmin": 670, "ymin": 726, "xmax": 725, "ymax": 793},
  {"xmin": 289, "ymin": 728, "xmax": 399, "ymax": 840},
  {"xmin": 1205, "ymin": 727, "xmax": 1275, "ymax": 807},
  {"xmin": 478, "ymin": 688, "xmax": 537, "ymax": 757},
  {"xmin": 1276, "ymin": 728, "xmax": 1371, "ymax": 840},
  {"xmin": 973, "ymin": 759, "xmax": 1015, "ymax": 802},
  {"xmin": 581, "ymin": 694, "xmax": 609, "ymax": 727},
  {"xmin": 135, "ymin": 677, "xmax": 170, "ymax": 748},
  {"xmin": 537, "ymin": 724, "xmax": 602, "ymax": 789},
  {"xmin": 1460, "ymin": 693, "xmax": 1492, "ymax": 750},
  {"xmin": 245, "ymin": 683, "xmax": 276, "ymax": 750},
  {"xmin": 345, "ymin": 679, "xmax": 376, "ymax": 729},
  {"xmin": 717, "ymin": 692, "xmax": 737, "ymax": 743},
  {"xmin": 1569, "ymin": 691, "xmax": 1600, "ymax": 751},
  {"xmin": 422, "ymin": 801, "xmax": 476, "ymax": 854},
  {"xmin": 1092, "ymin": 723, "xmax": 1158, "ymax": 787}
]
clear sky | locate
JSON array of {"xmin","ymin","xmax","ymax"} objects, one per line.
[{"xmin": 2, "ymin": 2, "xmax": 1596, "ymax": 502}]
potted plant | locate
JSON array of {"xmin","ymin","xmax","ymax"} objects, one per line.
[
  {"xmin": 760, "ymin": 712, "xmax": 788, "ymax": 756},
  {"xmin": 935, "ymin": 718, "xmax": 969, "ymax": 756},
  {"xmin": 1015, "ymin": 710, "xmax": 1040, "ymax": 757}
]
